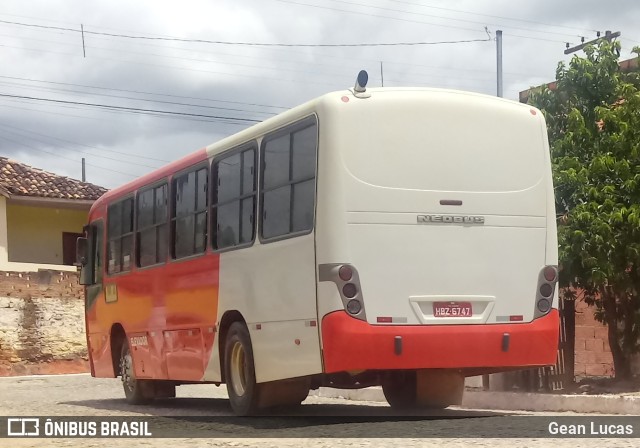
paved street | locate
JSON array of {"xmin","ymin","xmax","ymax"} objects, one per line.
[{"xmin": 0, "ymin": 374, "xmax": 636, "ymax": 447}]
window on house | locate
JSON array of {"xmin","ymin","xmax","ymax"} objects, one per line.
[
  {"xmin": 107, "ymin": 197, "xmax": 134, "ymax": 274},
  {"xmin": 261, "ymin": 118, "xmax": 317, "ymax": 240},
  {"xmin": 137, "ymin": 183, "xmax": 168, "ymax": 267},
  {"xmin": 62, "ymin": 232, "xmax": 84, "ymax": 266},
  {"xmin": 172, "ymin": 167, "xmax": 208, "ymax": 259},
  {"xmin": 211, "ymin": 147, "xmax": 256, "ymax": 250}
]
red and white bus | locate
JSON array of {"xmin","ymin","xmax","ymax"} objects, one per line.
[{"xmin": 78, "ymin": 80, "xmax": 560, "ymax": 415}]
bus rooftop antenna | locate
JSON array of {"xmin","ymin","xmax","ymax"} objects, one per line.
[{"xmin": 354, "ymin": 70, "xmax": 368, "ymax": 93}]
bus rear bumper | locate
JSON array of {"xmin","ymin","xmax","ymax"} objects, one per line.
[{"xmin": 321, "ymin": 309, "xmax": 560, "ymax": 374}]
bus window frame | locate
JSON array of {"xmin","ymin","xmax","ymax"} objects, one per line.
[
  {"xmin": 258, "ymin": 114, "xmax": 319, "ymax": 245},
  {"xmin": 169, "ymin": 161, "xmax": 210, "ymax": 263},
  {"xmin": 210, "ymin": 141, "xmax": 259, "ymax": 254},
  {"xmin": 135, "ymin": 179, "xmax": 169, "ymax": 270},
  {"xmin": 105, "ymin": 195, "xmax": 135, "ymax": 277},
  {"xmin": 93, "ymin": 219, "xmax": 104, "ymax": 285}
]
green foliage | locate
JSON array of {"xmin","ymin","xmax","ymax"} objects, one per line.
[{"xmin": 529, "ymin": 41, "xmax": 640, "ymax": 378}]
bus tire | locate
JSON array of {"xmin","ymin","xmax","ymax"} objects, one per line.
[
  {"xmin": 225, "ymin": 322, "xmax": 261, "ymax": 416},
  {"xmin": 119, "ymin": 341, "xmax": 154, "ymax": 405},
  {"xmin": 382, "ymin": 370, "xmax": 417, "ymax": 409}
]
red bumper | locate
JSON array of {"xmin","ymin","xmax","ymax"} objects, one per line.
[{"xmin": 321, "ymin": 309, "xmax": 560, "ymax": 373}]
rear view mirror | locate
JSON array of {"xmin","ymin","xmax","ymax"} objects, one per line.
[{"xmin": 75, "ymin": 237, "xmax": 88, "ymax": 267}]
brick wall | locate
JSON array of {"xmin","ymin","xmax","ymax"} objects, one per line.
[
  {"xmin": 0, "ymin": 270, "xmax": 83, "ymax": 299},
  {"xmin": 574, "ymin": 299, "xmax": 614, "ymax": 378},
  {"xmin": 0, "ymin": 270, "xmax": 88, "ymax": 375}
]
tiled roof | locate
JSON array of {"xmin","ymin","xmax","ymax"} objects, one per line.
[{"xmin": 0, "ymin": 157, "xmax": 107, "ymax": 201}]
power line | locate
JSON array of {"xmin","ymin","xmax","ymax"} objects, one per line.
[
  {"xmin": 269, "ymin": 0, "xmax": 484, "ymax": 34},
  {"xmin": 0, "ymin": 133, "xmax": 138, "ymax": 178},
  {"xmin": 0, "ymin": 35, "xmax": 513, "ymax": 86},
  {"xmin": 0, "ymin": 101, "xmax": 253, "ymax": 131},
  {"xmin": 0, "ymin": 18, "xmax": 490, "ymax": 47},
  {"xmin": 269, "ymin": 0, "xmax": 568, "ymax": 45},
  {"xmin": 0, "ymin": 80, "xmax": 277, "ymax": 118},
  {"xmin": 0, "ymin": 18, "xmax": 505, "ymax": 79},
  {"xmin": 0, "ymin": 20, "xmax": 545, "ymax": 80},
  {"xmin": 0, "ymin": 122, "xmax": 164, "ymax": 168},
  {"xmin": 0, "ymin": 93, "xmax": 263, "ymax": 123},
  {"xmin": 322, "ymin": 0, "xmax": 589, "ymax": 39},
  {"xmin": 0, "ymin": 41, "xmax": 342, "ymax": 89},
  {"xmin": 383, "ymin": 0, "xmax": 599, "ymax": 34},
  {"xmin": 0, "ymin": 75, "xmax": 289, "ymax": 111}
]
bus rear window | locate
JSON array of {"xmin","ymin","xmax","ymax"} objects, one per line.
[{"xmin": 344, "ymin": 98, "xmax": 545, "ymax": 193}]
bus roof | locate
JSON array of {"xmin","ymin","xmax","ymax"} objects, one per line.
[{"xmin": 90, "ymin": 87, "xmax": 534, "ymax": 215}]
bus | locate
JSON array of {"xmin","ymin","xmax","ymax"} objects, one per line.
[{"xmin": 77, "ymin": 78, "xmax": 560, "ymax": 416}]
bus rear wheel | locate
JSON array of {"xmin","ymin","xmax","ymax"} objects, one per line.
[
  {"xmin": 225, "ymin": 322, "xmax": 261, "ymax": 416},
  {"xmin": 383, "ymin": 369, "xmax": 464, "ymax": 410},
  {"xmin": 119, "ymin": 342, "xmax": 154, "ymax": 404},
  {"xmin": 382, "ymin": 370, "xmax": 418, "ymax": 409}
]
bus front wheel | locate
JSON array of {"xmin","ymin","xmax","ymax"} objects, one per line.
[
  {"xmin": 119, "ymin": 342, "xmax": 154, "ymax": 404},
  {"xmin": 224, "ymin": 322, "xmax": 261, "ymax": 416}
]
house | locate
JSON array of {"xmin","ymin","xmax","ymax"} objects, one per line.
[
  {"xmin": 0, "ymin": 157, "xmax": 106, "ymax": 375},
  {"xmin": 0, "ymin": 156, "xmax": 106, "ymax": 272}
]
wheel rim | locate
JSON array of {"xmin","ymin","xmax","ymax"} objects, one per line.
[
  {"xmin": 230, "ymin": 341, "xmax": 247, "ymax": 397},
  {"xmin": 120, "ymin": 349, "xmax": 135, "ymax": 392}
]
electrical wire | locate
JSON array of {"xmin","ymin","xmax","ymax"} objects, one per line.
[
  {"xmin": 0, "ymin": 123, "xmax": 164, "ymax": 168},
  {"xmin": 0, "ymin": 133, "xmax": 139, "ymax": 178},
  {"xmin": 0, "ymin": 18, "xmax": 490, "ymax": 47},
  {"xmin": 0, "ymin": 93, "xmax": 263, "ymax": 123}
]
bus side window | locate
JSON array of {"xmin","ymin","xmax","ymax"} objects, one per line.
[
  {"xmin": 212, "ymin": 147, "xmax": 257, "ymax": 250},
  {"xmin": 172, "ymin": 167, "xmax": 208, "ymax": 259},
  {"xmin": 107, "ymin": 198, "xmax": 134, "ymax": 274},
  {"xmin": 137, "ymin": 184, "xmax": 168, "ymax": 267},
  {"xmin": 261, "ymin": 118, "xmax": 317, "ymax": 240}
]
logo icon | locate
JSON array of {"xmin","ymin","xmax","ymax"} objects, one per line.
[{"xmin": 7, "ymin": 418, "xmax": 40, "ymax": 436}]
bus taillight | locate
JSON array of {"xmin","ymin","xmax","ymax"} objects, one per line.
[
  {"xmin": 534, "ymin": 265, "xmax": 558, "ymax": 319},
  {"xmin": 343, "ymin": 283, "xmax": 358, "ymax": 298},
  {"xmin": 543, "ymin": 266, "xmax": 557, "ymax": 282},
  {"xmin": 319, "ymin": 263, "xmax": 367, "ymax": 321},
  {"xmin": 346, "ymin": 299, "xmax": 362, "ymax": 315},
  {"xmin": 339, "ymin": 265, "xmax": 353, "ymax": 281}
]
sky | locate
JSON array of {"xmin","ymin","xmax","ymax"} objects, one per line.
[{"xmin": 1, "ymin": 0, "xmax": 639, "ymax": 189}]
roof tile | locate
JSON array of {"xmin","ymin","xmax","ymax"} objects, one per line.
[{"xmin": 0, "ymin": 157, "xmax": 107, "ymax": 201}]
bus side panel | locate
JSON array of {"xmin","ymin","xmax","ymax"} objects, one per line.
[
  {"xmin": 87, "ymin": 254, "xmax": 220, "ymax": 382},
  {"xmin": 204, "ymin": 234, "xmax": 323, "ymax": 383}
]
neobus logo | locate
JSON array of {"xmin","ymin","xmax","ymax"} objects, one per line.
[{"xmin": 417, "ymin": 215, "xmax": 485, "ymax": 224}]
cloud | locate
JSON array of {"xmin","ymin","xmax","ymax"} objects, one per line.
[{"xmin": 0, "ymin": 0, "xmax": 638, "ymax": 188}]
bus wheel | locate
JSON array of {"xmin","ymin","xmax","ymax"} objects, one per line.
[
  {"xmin": 225, "ymin": 322, "xmax": 260, "ymax": 416},
  {"xmin": 119, "ymin": 342, "xmax": 154, "ymax": 404},
  {"xmin": 382, "ymin": 370, "xmax": 417, "ymax": 409}
]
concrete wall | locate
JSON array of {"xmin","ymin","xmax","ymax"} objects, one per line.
[
  {"xmin": 6, "ymin": 203, "xmax": 86, "ymax": 265},
  {"xmin": 0, "ymin": 270, "xmax": 87, "ymax": 375}
]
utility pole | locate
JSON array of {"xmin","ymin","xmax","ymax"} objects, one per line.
[
  {"xmin": 496, "ymin": 30, "xmax": 503, "ymax": 98},
  {"xmin": 81, "ymin": 158, "xmax": 86, "ymax": 182},
  {"xmin": 380, "ymin": 61, "xmax": 384, "ymax": 87},
  {"xmin": 564, "ymin": 30, "xmax": 621, "ymax": 55},
  {"xmin": 81, "ymin": 24, "xmax": 86, "ymax": 58}
]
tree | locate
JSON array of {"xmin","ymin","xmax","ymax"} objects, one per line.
[{"xmin": 528, "ymin": 41, "xmax": 640, "ymax": 380}]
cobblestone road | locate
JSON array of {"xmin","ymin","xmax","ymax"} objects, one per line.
[{"xmin": 0, "ymin": 374, "xmax": 636, "ymax": 447}]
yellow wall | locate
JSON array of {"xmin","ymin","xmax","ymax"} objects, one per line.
[
  {"xmin": 6, "ymin": 203, "xmax": 88, "ymax": 265},
  {"xmin": 0, "ymin": 196, "xmax": 8, "ymax": 265}
]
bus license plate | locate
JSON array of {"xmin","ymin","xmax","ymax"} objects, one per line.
[{"xmin": 433, "ymin": 302, "xmax": 472, "ymax": 317}]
